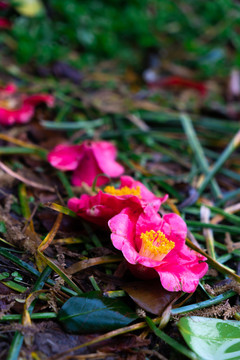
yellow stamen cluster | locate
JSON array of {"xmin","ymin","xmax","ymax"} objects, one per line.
[
  {"xmin": 104, "ymin": 185, "xmax": 141, "ymax": 197},
  {"xmin": 139, "ymin": 230, "xmax": 175, "ymax": 261}
]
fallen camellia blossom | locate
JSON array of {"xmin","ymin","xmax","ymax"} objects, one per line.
[
  {"xmin": 68, "ymin": 176, "xmax": 168, "ymax": 226},
  {"xmin": 108, "ymin": 206, "xmax": 208, "ymax": 293},
  {"xmin": 0, "ymin": 17, "xmax": 11, "ymax": 29},
  {"xmin": 0, "ymin": 1, "xmax": 10, "ymax": 29},
  {"xmin": 147, "ymin": 76, "xmax": 207, "ymax": 97},
  {"xmin": 48, "ymin": 141, "xmax": 124, "ymax": 187},
  {"xmin": 0, "ymin": 1, "xmax": 10, "ymax": 9},
  {"xmin": 0, "ymin": 83, "xmax": 54, "ymax": 125},
  {"xmin": 68, "ymin": 191, "xmax": 143, "ymax": 227}
]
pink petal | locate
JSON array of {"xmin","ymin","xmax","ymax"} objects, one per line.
[
  {"xmin": 0, "ymin": 108, "xmax": 16, "ymax": 125},
  {"xmin": 23, "ymin": 94, "xmax": 55, "ymax": 107},
  {"xmin": 68, "ymin": 191, "xmax": 144, "ymax": 227},
  {"xmin": 136, "ymin": 255, "xmax": 163, "ymax": 268},
  {"xmin": 0, "ymin": 85, "xmax": 54, "ymax": 126},
  {"xmin": 120, "ymin": 175, "xmax": 168, "ymax": 206},
  {"xmin": 0, "ymin": 2, "xmax": 10, "ymax": 9},
  {"xmin": 71, "ymin": 147, "xmax": 108, "ymax": 186},
  {"xmin": 1, "ymin": 83, "xmax": 17, "ymax": 95},
  {"xmin": 67, "ymin": 197, "xmax": 81, "ymax": 213},
  {"xmin": 68, "ymin": 194, "xmax": 114, "ymax": 227},
  {"xmin": 121, "ymin": 241, "xmax": 139, "ymax": 264},
  {"xmin": 109, "ymin": 209, "xmax": 139, "ymax": 264},
  {"xmin": 14, "ymin": 104, "xmax": 35, "ymax": 124},
  {"xmin": 48, "ymin": 140, "xmax": 124, "ymax": 187},
  {"xmin": 161, "ymin": 213, "xmax": 187, "ymax": 250},
  {"xmin": 0, "ymin": 104, "xmax": 34, "ymax": 125},
  {"xmin": 148, "ymin": 76, "xmax": 207, "ymax": 97},
  {"xmin": 92, "ymin": 141, "xmax": 124, "ymax": 177},
  {"xmin": 0, "ymin": 17, "xmax": 11, "ymax": 29},
  {"xmin": 48, "ymin": 144, "xmax": 83, "ymax": 171},
  {"xmin": 155, "ymin": 245, "xmax": 208, "ymax": 292}
]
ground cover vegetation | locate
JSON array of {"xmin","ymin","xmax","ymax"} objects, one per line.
[{"xmin": 0, "ymin": 0, "xmax": 240, "ymax": 359}]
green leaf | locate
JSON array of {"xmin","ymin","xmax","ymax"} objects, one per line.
[
  {"xmin": 11, "ymin": 272, "xmax": 23, "ymax": 282},
  {"xmin": 58, "ymin": 291, "xmax": 138, "ymax": 333},
  {"xmin": 0, "ymin": 272, "xmax": 9, "ymax": 281},
  {"xmin": 178, "ymin": 316, "xmax": 240, "ymax": 360},
  {"xmin": 0, "ymin": 221, "xmax": 6, "ymax": 234}
]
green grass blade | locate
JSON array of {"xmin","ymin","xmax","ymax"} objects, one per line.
[
  {"xmin": 180, "ymin": 113, "xmax": 221, "ymax": 198},
  {"xmin": 6, "ymin": 266, "xmax": 52, "ymax": 360},
  {"xmin": 198, "ymin": 130, "xmax": 240, "ymax": 195}
]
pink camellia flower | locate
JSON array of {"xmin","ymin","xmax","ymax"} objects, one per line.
[
  {"xmin": 48, "ymin": 141, "xmax": 124, "ymax": 187},
  {"xmin": 0, "ymin": 17, "xmax": 11, "ymax": 29},
  {"xmin": 0, "ymin": 83, "xmax": 54, "ymax": 126},
  {"xmin": 108, "ymin": 206, "xmax": 208, "ymax": 293},
  {"xmin": 146, "ymin": 76, "xmax": 207, "ymax": 97},
  {"xmin": 0, "ymin": 1, "xmax": 11, "ymax": 28},
  {"xmin": 68, "ymin": 175, "xmax": 168, "ymax": 226},
  {"xmin": 0, "ymin": 1, "xmax": 9, "ymax": 9}
]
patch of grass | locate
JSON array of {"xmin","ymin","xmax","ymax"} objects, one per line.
[{"xmin": 0, "ymin": 0, "xmax": 239, "ymax": 72}]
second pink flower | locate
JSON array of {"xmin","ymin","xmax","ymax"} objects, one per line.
[{"xmin": 48, "ymin": 140, "xmax": 124, "ymax": 187}]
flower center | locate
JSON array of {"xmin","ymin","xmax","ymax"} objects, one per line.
[
  {"xmin": 104, "ymin": 185, "xmax": 141, "ymax": 197},
  {"xmin": 139, "ymin": 230, "xmax": 175, "ymax": 261}
]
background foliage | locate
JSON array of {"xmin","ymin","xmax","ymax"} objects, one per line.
[{"xmin": 3, "ymin": 0, "xmax": 240, "ymax": 75}]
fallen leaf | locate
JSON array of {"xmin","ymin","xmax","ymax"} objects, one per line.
[{"xmin": 122, "ymin": 279, "xmax": 180, "ymax": 315}]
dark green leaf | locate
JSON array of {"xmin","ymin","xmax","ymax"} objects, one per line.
[
  {"xmin": 0, "ymin": 221, "xmax": 6, "ymax": 234},
  {"xmin": 0, "ymin": 272, "xmax": 9, "ymax": 281},
  {"xmin": 58, "ymin": 291, "xmax": 138, "ymax": 333},
  {"xmin": 178, "ymin": 316, "xmax": 240, "ymax": 360}
]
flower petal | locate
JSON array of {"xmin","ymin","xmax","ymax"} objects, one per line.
[
  {"xmin": 1, "ymin": 83, "xmax": 17, "ymax": 94},
  {"xmin": 23, "ymin": 94, "xmax": 55, "ymax": 107},
  {"xmin": 0, "ymin": 17, "xmax": 11, "ymax": 29},
  {"xmin": 109, "ymin": 209, "xmax": 139, "ymax": 264},
  {"xmin": 161, "ymin": 213, "xmax": 187, "ymax": 250},
  {"xmin": 72, "ymin": 148, "xmax": 109, "ymax": 186},
  {"xmin": 0, "ymin": 84, "xmax": 54, "ymax": 126},
  {"xmin": 0, "ymin": 108, "xmax": 16, "ymax": 125},
  {"xmin": 120, "ymin": 175, "xmax": 168, "ymax": 207},
  {"xmin": 68, "ymin": 191, "xmax": 143, "ymax": 227},
  {"xmin": 0, "ymin": 104, "xmax": 34, "ymax": 125},
  {"xmin": 48, "ymin": 144, "xmax": 83, "ymax": 171},
  {"xmin": 92, "ymin": 141, "xmax": 124, "ymax": 177},
  {"xmin": 0, "ymin": 2, "xmax": 9, "ymax": 9},
  {"xmin": 15, "ymin": 104, "xmax": 35, "ymax": 124},
  {"xmin": 68, "ymin": 194, "xmax": 116, "ymax": 226},
  {"xmin": 155, "ymin": 245, "xmax": 208, "ymax": 292}
]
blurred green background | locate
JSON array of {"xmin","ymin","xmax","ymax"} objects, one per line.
[{"xmin": 2, "ymin": 0, "xmax": 240, "ymax": 77}]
